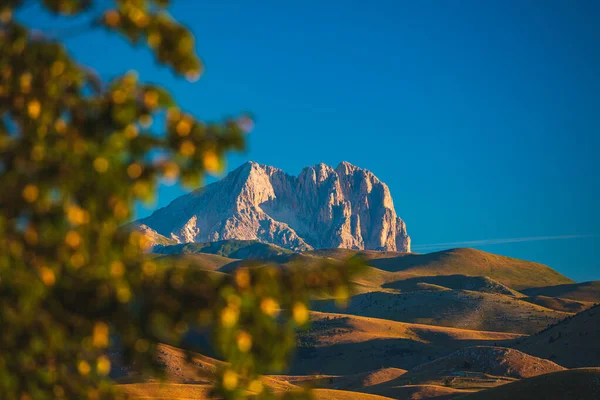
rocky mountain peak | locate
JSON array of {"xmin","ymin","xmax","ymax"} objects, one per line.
[{"xmin": 135, "ymin": 161, "xmax": 410, "ymax": 252}]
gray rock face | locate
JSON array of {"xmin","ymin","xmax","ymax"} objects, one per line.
[{"xmin": 135, "ymin": 161, "xmax": 410, "ymax": 252}]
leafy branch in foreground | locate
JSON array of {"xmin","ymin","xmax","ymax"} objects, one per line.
[{"xmin": 0, "ymin": 1, "xmax": 364, "ymax": 399}]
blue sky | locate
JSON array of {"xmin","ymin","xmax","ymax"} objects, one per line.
[{"xmin": 20, "ymin": 1, "xmax": 599, "ymax": 281}]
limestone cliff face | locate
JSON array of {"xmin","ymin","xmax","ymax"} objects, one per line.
[{"xmin": 135, "ymin": 161, "xmax": 410, "ymax": 252}]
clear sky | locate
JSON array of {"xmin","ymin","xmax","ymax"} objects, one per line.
[{"xmin": 20, "ymin": 1, "xmax": 599, "ymax": 281}]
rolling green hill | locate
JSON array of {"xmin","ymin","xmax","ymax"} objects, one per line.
[{"xmin": 365, "ymin": 248, "xmax": 573, "ymax": 290}]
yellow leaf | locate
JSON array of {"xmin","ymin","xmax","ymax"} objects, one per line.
[
  {"xmin": 93, "ymin": 157, "xmax": 109, "ymax": 173},
  {"xmin": 293, "ymin": 302, "xmax": 309, "ymax": 324},
  {"xmin": 176, "ymin": 119, "xmax": 192, "ymax": 137},
  {"xmin": 92, "ymin": 322, "xmax": 109, "ymax": 348},
  {"xmin": 179, "ymin": 140, "xmax": 196, "ymax": 156},
  {"xmin": 203, "ymin": 151, "xmax": 222, "ymax": 174},
  {"xmin": 222, "ymin": 369, "xmax": 238, "ymax": 391},
  {"xmin": 27, "ymin": 100, "xmax": 41, "ymax": 119},
  {"xmin": 221, "ymin": 306, "xmax": 239, "ymax": 328},
  {"xmin": 104, "ymin": 10, "xmax": 120, "ymax": 27},
  {"xmin": 143, "ymin": 90, "xmax": 159, "ymax": 108},
  {"xmin": 77, "ymin": 361, "xmax": 91, "ymax": 376},
  {"xmin": 110, "ymin": 261, "xmax": 125, "ymax": 277},
  {"xmin": 236, "ymin": 331, "xmax": 252, "ymax": 352},
  {"xmin": 39, "ymin": 267, "xmax": 56, "ymax": 286},
  {"xmin": 127, "ymin": 163, "xmax": 143, "ymax": 179},
  {"xmin": 260, "ymin": 297, "xmax": 280, "ymax": 317},
  {"xmin": 65, "ymin": 231, "xmax": 81, "ymax": 248},
  {"xmin": 22, "ymin": 184, "xmax": 39, "ymax": 203},
  {"xmin": 96, "ymin": 356, "xmax": 111, "ymax": 376},
  {"xmin": 248, "ymin": 380, "xmax": 263, "ymax": 394}
]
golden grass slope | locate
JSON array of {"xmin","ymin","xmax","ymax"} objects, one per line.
[
  {"xmin": 383, "ymin": 275, "xmax": 522, "ymax": 297},
  {"xmin": 118, "ymin": 383, "xmax": 212, "ymax": 400},
  {"xmin": 400, "ymin": 346, "xmax": 565, "ymax": 386},
  {"xmin": 365, "ymin": 248, "xmax": 573, "ymax": 290},
  {"xmin": 458, "ymin": 368, "xmax": 600, "ymax": 400},
  {"xmin": 363, "ymin": 384, "xmax": 474, "ymax": 400},
  {"xmin": 118, "ymin": 384, "xmax": 397, "ymax": 400},
  {"xmin": 311, "ymin": 389, "xmax": 394, "ymax": 400},
  {"xmin": 293, "ymin": 312, "xmax": 521, "ymax": 374},
  {"xmin": 312, "ymin": 290, "xmax": 571, "ymax": 334},
  {"xmin": 521, "ymin": 281, "xmax": 600, "ymax": 303},
  {"xmin": 515, "ymin": 304, "xmax": 600, "ymax": 368},
  {"xmin": 521, "ymin": 295, "xmax": 594, "ymax": 313}
]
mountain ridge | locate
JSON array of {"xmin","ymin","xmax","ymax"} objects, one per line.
[{"xmin": 135, "ymin": 161, "xmax": 410, "ymax": 252}]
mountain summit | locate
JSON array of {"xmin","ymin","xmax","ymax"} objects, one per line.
[{"xmin": 135, "ymin": 161, "xmax": 411, "ymax": 252}]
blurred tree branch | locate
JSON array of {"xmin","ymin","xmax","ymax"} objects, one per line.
[{"xmin": 0, "ymin": 1, "xmax": 364, "ymax": 399}]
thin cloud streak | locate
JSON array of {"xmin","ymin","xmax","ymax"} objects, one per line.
[{"xmin": 412, "ymin": 234, "xmax": 595, "ymax": 251}]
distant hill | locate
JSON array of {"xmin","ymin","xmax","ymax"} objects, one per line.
[
  {"xmin": 355, "ymin": 347, "xmax": 564, "ymax": 398},
  {"xmin": 151, "ymin": 243, "xmax": 574, "ymax": 295},
  {"xmin": 521, "ymin": 281, "xmax": 600, "ymax": 303},
  {"xmin": 363, "ymin": 384, "xmax": 473, "ymax": 400},
  {"xmin": 305, "ymin": 249, "xmax": 408, "ymax": 261},
  {"xmin": 400, "ymin": 346, "xmax": 564, "ymax": 386},
  {"xmin": 459, "ymin": 368, "xmax": 600, "ymax": 400},
  {"xmin": 383, "ymin": 275, "xmax": 522, "ymax": 297},
  {"xmin": 310, "ymin": 389, "xmax": 394, "ymax": 400},
  {"xmin": 312, "ymin": 290, "xmax": 571, "ymax": 334},
  {"xmin": 155, "ymin": 252, "xmax": 237, "ymax": 271},
  {"xmin": 515, "ymin": 304, "xmax": 600, "ymax": 368},
  {"xmin": 521, "ymin": 295, "xmax": 594, "ymax": 313},
  {"xmin": 135, "ymin": 223, "xmax": 178, "ymax": 246},
  {"xmin": 293, "ymin": 312, "xmax": 520, "ymax": 374},
  {"xmin": 366, "ymin": 248, "xmax": 573, "ymax": 290},
  {"xmin": 154, "ymin": 239, "xmax": 292, "ymax": 259},
  {"xmin": 317, "ymin": 368, "xmax": 408, "ymax": 392}
]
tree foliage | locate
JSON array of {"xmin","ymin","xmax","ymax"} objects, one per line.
[{"xmin": 0, "ymin": 1, "xmax": 363, "ymax": 399}]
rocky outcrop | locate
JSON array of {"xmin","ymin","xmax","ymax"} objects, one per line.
[{"xmin": 134, "ymin": 161, "xmax": 410, "ymax": 252}]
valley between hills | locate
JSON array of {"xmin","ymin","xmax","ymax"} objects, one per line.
[{"xmin": 115, "ymin": 240, "xmax": 600, "ymax": 400}]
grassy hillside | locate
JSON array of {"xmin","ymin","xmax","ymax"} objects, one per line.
[
  {"xmin": 521, "ymin": 281, "xmax": 600, "ymax": 303},
  {"xmin": 521, "ymin": 295, "xmax": 594, "ymax": 313},
  {"xmin": 112, "ymin": 344, "xmax": 223, "ymax": 384},
  {"xmin": 366, "ymin": 248, "xmax": 573, "ymax": 290},
  {"xmin": 113, "ymin": 246, "xmax": 598, "ymax": 399},
  {"xmin": 292, "ymin": 312, "xmax": 520, "ymax": 374},
  {"xmin": 305, "ymin": 249, "xmax": 408, "ymax": 261},
  {"xmin": 399, "ymin": 346, "xmax": 564, "ymax": 387},
  {"xmin": 383, "ymin": 275, "xmax": 522, "ymax": 297},
  {"xmin": 458, "ymin": 368, "xmax": 600, "ymax": 400},
  {"xmin": 155, "ymin": 253, "xmax": 237, "ymax": 271},
  {"xmin": 312, "ymin": 290, "xmax": 571, "ymax": 334},
  {"xmin": 154, "ymin": 239, "xmax": 292, "ymax": 259},
  {"xmin": 515, "ymin": 304, "xmax": 600, "ymax": 368},
  {"xmin": 311, "ymin": 389, "xmax": 394, "ymax": 400},
  {"xmin": 118, "ymin": 383, "xmax": 212, "ymax": 399},
  {"xmin": 364, "ymin": 384, "xmax": 474, "ymax": 400},
  {"xmin": 320, "ymin": 368, "xmax": 408, "ymax": 392}
]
